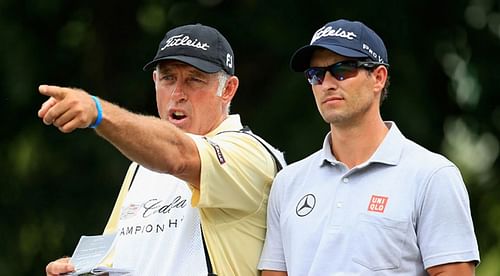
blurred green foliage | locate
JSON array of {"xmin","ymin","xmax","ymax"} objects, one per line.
[{"xmin": 1, "ymin": 0, "xmax": 499, "ymax": 275}]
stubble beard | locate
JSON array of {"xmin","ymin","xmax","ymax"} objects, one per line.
[{"xmin": 323, "ymin": 99, "xmax": 373, "ymax": 127}]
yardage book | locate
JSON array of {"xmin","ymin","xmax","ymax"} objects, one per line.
[{"xmin": 66, "ymin": 233, "xmax": 133, "ymax": 276}]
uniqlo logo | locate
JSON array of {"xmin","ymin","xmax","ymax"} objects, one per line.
[{"xmin": 368, "ymin": 195, "xmax": 388, "ymax": 213}]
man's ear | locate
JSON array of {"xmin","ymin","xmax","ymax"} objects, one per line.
[
  {"xmin": 153, "ymin": 70, "xmax": 159, "ymax": 86},
  {"xmin": 372, "ymin": 65, "xmax": 388, "ymax": 94},
  {"xmin": 221, "ymin": 75, "xmax": 239, "ymax": 102}
]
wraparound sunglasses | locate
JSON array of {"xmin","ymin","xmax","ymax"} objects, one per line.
[{"xmin": 305, "ymin": 60, "xmax": 389, "ymax": 85}]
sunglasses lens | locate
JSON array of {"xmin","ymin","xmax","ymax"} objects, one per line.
[
  {"xmin": 305, "ymin": 61, "xmax": 361, "ymax": 85},
  {"xmin": 330, "ymin": 63, "xmax": 358, "ymax": 81},
  {"xmin": 305, "ymin": 68, "xmax": 325, "ymax": 85}
]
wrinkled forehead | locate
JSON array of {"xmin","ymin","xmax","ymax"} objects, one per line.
[
  {"xmin": 156, "ymin": 60, "xmax": 210, "ymax": 76},
  {"xmin": 156, "ymin": 60, "xmax": 201, "ymax": 71}
]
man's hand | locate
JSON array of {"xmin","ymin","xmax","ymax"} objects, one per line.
[
  {"xmin": 45, "ymin": 257, "xmax": 75, "ymax": 276},
  {"xmin": 38, "ymin": 85, "xmax": 98, "ymax": 133}
]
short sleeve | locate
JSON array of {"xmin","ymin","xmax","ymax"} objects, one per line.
[
  {"xmin": 188, "ymin": 131, "xmax": 276, "ymax": 214},
  {"xmin": 258, "ymin": 171, "xmax": 287, "ymax": 271},
  {"xmin": 417, "ymin": 165, "xmax": 480, "ymax": 268}
]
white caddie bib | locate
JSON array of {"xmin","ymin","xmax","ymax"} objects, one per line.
[{"xmin": 112, "ymin": 166, "xmax": 207, "ymax": 275}]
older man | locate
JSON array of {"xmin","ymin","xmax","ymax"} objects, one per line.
[{"xmin": 42, "ymin": 23, "xmax": 285, "ymax": 276}]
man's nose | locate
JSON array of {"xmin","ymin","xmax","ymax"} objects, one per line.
[{"xmin": 170, "ymin": 82, "xmax": 187, "ymax": 101}]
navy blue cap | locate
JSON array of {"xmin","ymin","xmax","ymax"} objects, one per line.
[
  {"xmin": 143, "ymin": 24, "xmax": 235, "ymax": 75},
  {"xmin": 290, "ymin": 19, "xmax": 388, "ymax": 72}
]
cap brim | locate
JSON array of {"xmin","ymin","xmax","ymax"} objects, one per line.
[
  {"xmin": 290, "ymin": 44, "xmax": 369, "ymax": 72},
  {"xmin": 143, "ymin": 55, "xmax": 221, "ymax": 73}
]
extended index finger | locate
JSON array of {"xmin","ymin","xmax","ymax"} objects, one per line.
[{"xmin": 38, "ymin": 85, "xmax": 68, "ymax": 100}]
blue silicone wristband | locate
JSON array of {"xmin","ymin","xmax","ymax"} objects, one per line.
[{"xmin": 89, "ymin": 95, "xmax": 103, "ymax": 129}]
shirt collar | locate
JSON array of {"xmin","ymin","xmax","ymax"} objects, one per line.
[
  {"xmin": 318, "ymin": 121, "xmax": 404, "ymax": 167},
  {"xmin": 319, "ymin": 132, "xmax": 337, "ymax": 166},
  {"xmin": 369, "ymin": 121, "xmax": 404, "ymax": 166},
  {"xmin": 204, "ymin": 114, "xmax": 243, "ymax": 137}
]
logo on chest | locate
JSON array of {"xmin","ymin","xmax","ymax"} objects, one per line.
[
  {"xmin": 368, "ymin": 195, "xmax": 389, "ymax": 213},
  {"xmin": 120, "ymin": 196, "xmax": 188, "ymax": 220},
  {"xmin": 296, "ymin": 194, "xmax": 316, "ymax": 217}
]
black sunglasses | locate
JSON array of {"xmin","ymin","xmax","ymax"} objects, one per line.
[{"xmin": 304, "ymin": 60, "xmax": 389, "ymax": 85}]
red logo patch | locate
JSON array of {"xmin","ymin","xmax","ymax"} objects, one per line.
[{"xmin": 368, "ymin": 195, "xmax": 388, "ymax": 213}]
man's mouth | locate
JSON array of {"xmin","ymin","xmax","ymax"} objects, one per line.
[
  {"xmin": 323, "ymin": 95, "xmax": 343, "ymax": 104},
  {"xmin": 170, "ymin": 111, "xmax": 187, "ymax": 122}
]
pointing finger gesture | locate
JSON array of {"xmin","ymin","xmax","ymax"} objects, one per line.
[{"xmin": 38, "ymin": 85, "xmax": 100, "ymax": 133}]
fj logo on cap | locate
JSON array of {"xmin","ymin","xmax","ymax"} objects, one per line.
[
  {"xmin": 161, "ymin": 34, "xmax": 210, "ymax": 51},
  {"xmin": 368, "ymin": 195, "xmax": 388, "ymax": 213},
  {"xmin": 311, "ymin": 26, "xmax": 357, "ymax": 44},
  {"xmin": 226, "ymin": 53, "xmax": 233, "ymax": 68}
]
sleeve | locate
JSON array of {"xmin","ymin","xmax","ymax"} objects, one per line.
[
  {"xmin": 258, "ymin": 172, "xmax": 287, "ymax": 271},
  {"xmin": 188, "ymin": 132, "xmax": 277, "ymax": 213},
  {"xmin": 417, "ymin": 165, "xmax": 480, "ymax": 269}
]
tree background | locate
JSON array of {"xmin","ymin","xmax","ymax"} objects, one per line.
[{"xmin": 1, "ymin": 0, "xmax": 499, "ymax": 275}]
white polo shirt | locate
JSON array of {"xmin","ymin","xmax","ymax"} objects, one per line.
[{"xmin": 258, "ymin": 122, "xmax": 479, "ymax": 275}]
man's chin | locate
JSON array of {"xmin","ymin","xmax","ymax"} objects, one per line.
[{"xmin": 168, "ymin": 119, "xmax": 188, "ymax": 130}]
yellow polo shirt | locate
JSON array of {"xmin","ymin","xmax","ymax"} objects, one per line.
[{"xmin": 188, "ymin": 114, "xmax": 278, "ymax": 276}]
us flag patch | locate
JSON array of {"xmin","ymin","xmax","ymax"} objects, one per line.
[{"xmin": 204, "ymin": 137, "xmax": 225, "ymax": 164}]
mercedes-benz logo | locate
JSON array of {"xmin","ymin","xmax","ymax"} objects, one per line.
[{"xmin": 296, "ymin": 194, "xmax": 316, "ymax": 217}]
